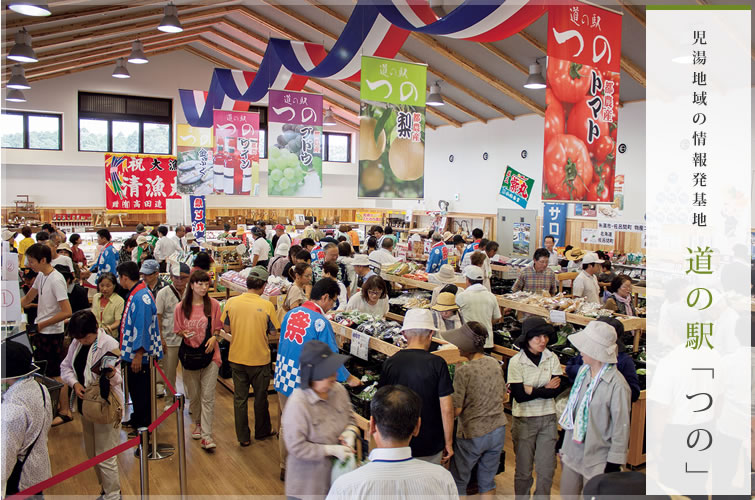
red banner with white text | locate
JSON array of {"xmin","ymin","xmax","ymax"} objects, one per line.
[
  {"xmin": 542, "ymin": 2, "xmax": 622, "ymax": 203},
  {"xmin": 105, "ymin": 154, "xmax": 179, "ymax": 212}
]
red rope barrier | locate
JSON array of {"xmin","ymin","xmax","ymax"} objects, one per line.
[
  {"xmin": 148, "ymin": 400, "xmax": 179, "ymax": 433},
  {"xmin": 153, "ymin": 358, "xmax": 177, "ymax": 395}
]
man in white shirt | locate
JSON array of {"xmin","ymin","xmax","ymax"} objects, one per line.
[
  {"xmin": 273, "ymin": 224, "xmax": 291, "ymax": 253},
  {"xmin": 572, "ymin": 252, "xmax": 603, "ymax": 304},
  {"xmin": 369, "ymin": 238, "xmax": 398, "ymax": 271},
  {"xmin": 170, "ymin": 225, "xmax": 187, "ymax": 253},
  {"xmin": 544, "ymin": 235, "xmax": 560, "ymax": 266},
  {"xmin": 154, "ymin": 225, "xmax": 180, "ymax": 271},
  {"xmin": 327, "ymin": 385, "xmax": 459, "ymax": 500},
  {"xmin": 155, "ymin": 262, "xmax": 190, "ymax": 401},
  {"xmin": 455, "ymin": 266, "xmax": 502, "ymax": 349}
]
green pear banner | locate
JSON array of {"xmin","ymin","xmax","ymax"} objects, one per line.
[{"xmin": 359, "ymin": 56, "xmax": 426, "ymax": 199}]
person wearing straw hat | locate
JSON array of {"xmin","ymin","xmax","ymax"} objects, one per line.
[
  {"xmin": 512, "ymin": 248, "xmax": 558, "ymax": 296},
  {"xmin": 1, "ymin": 341, "xmax": 52, "ymax": 496},
  {"xmin": 565, "ymin": 247, "xmax": 585, "ymax": 272},
  {"xmin": 378, "ymin": 309, "xmax": 455, "ymax": 465},
  {"xmin": 431, "ymin": 292, "xmax": 463, "ymax": 334},
  {"xmin": 282, "ymin": 340, "xmax": 359, "ymax": 498},
  {"xmin": 507, "ymin": 317, "xmax": 568, "ymax": 498},
  {"xmin": 558, "ymin": 321, "xmax": 631, "ymax": 496},
  {"xmin": 430, "ymin": 264, "xmax": 458, "ymax": 305},
  {"xmin": 572, "ymin": 252, "xmax": 604, "ymax": 304}
]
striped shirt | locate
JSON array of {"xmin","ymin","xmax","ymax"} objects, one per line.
[
  {"xmin": 507, "ymin": 349, "xmax": 563, "ymax": 417},
  {"xmin": 511, "ymin": 265, "xmax": 558, "ymax": 296},
  {"xmin": 326, "ymin": 447, "xmax": 459, "ymax": 500}
]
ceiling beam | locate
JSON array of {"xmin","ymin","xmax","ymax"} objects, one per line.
[
  {"xmin": 182, "ymin": 45, "xmax": 236, "ymax": 69},
  {"xmin": 479, "ymin": 43, "xmax": 528, "ymax": 75},
  {"xmin": 616, "ymin": 0, "xmax": 646, "ymax": 28}
]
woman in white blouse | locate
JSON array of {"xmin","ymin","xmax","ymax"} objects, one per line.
[{"xmin": 345, "ymin": 275, "xmax": 389, "ymax": 318}]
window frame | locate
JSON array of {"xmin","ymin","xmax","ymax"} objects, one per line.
[
  {"xmin": 1, "ymin": 110, "xmax": 62, "ymax": 151},
  {"xmin": 77, "ymin": 91, "xmax": 172, "ymax": 154},
  {"xmin": 323, "ymin": 132, "xmax": 351, "ymax": 163}
]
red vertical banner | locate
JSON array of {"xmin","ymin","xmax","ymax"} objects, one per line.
[
  {"xmin": 542, "ymin": 2, "xmax": 622, "ymax": 203},
  {"xmin": 105, "ymin": 154, "xmax": 179, "ymax": 212},
  {"xmin": 212, "ymin": 110, "xmax": 260, "ymax": 196}
]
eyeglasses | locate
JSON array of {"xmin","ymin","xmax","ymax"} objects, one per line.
[{"xmin": 367, "ymin": 289, "xmax": 382, "ymax": 296}]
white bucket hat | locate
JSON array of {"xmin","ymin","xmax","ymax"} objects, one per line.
[
  {"xmin": 568, "ymin": 321, "xmax": 618, "ymax": 364},
  {"xmin": 434, "ymin": 264, "xmax": 457, "ymax": 284},
  {"xmin": 400, "ymin": 308, "xmax": 438, "ymax": 333},
  {"xmin": 352, "ymin": 254, "xmax": 371, "ymax": 267}
]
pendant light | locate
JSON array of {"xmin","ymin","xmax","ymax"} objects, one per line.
[
  {"xmin": 8, "ymin": 0, "xmax": 50, "ymax": 16},
  {"xmin": 158, "ymin": 3, "xmax": 183, "ymax": 33},
  {"xmin": 8, "ymin": 28, "xmax": 37, "ymax": 63},
  {"xmin": 7, "ymin": 65, "xmax": 31, "ymax": 90},
  {"xmin": 426, "ymin": 82, "xmax": 445, "ymax": 107},
  {"xmin": 112, "ymin": 58, "xmax": 130, "ymax": 79},
  {"xmin": 6, "ymin": 89, "xmax": 27, "ymax": 102},
  {"xmin": 323, "ymin": 107, "xmax": 337, "ymax": 126},
  {"xmin": 128, "ymin": 40, "xmax": 149, "ymax": 64},
  {"xmin": 523, "ymin": 58, "xmax": 546, "ymax": 89}
]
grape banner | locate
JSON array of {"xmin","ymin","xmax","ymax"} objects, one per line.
[{"xmin": 267, "ymin": 90, "xmax": 323, "ymax": 197}]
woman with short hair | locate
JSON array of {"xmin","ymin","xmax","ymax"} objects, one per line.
[{"xmin": 91, "ymin": 272, "xmax": 125, "ymax": 338}]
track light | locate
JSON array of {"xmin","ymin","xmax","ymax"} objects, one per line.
[
  {"xmin": 128, "ymin": 41, "xmax": 149, "ymax": 64},
  {"xmin": 112, "ymin": 58, "xmax": 130, "ymax": 79},
  {"xmin": 323, "ymin": 107, "xmax": 337, "ymax": 126},
  {"xmin": 158, "ymin": 3, "xmax": 183, "ymax": 33},
  {"xmin": 8, "ymin": 0, "xmax": 50, "ymax": 16},
  {"xmin": 6, "ymin": 89, "xmax": 27, "ymax": 102},
  {"xmin": 426, "ymin": 81, "xmax": 445, "ymax": 107},
  {"xmin": 523, "ymin": 60, "xmax": 546, "ymax": 89},
  {"xmin": 8, "ymin": 28, "xmax": 38, "ymax": 63},
  {"xmin": 7, "ymin": 65, "xmax": 30, "ymax": 90}
]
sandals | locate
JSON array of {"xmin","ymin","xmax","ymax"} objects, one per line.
[
  {"xmin": 239, "ymin": 440, "xmax": 251, "ymax": 447},
  {"xmin": 52, "ymin": 414, "xmax": 73, "ymax": 427}
]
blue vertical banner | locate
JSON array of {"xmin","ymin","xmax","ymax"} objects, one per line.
[
  {"xmin": 542, "ymin": 203, "xmax": 567, "ymax": 246},
  {"xmin": 190, "ymin": 195, "xmax": 206, "ymax": 242}
]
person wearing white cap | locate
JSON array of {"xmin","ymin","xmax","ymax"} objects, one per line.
[
  {"xmin": 131, "ymin": 235, "xmax": 153, "ymax": 267},
  {"xmin": 268, "ymin": 238, "xmax": 291, "ymax": 278},
  {"xmin": 377, "ymin": 309, "xmax": 455, "ymax": 465},
  {"xmin": 351, "ymin": 254, "xmax": 376, "ymax": 285},
  {"xmin": 572, "ymin": 252, "xmax": 604, "ymax": 304},
  {"xmin": 558, "ymin": 321, "xmax": 631, "ymax": 496},
  {"xmin": 455, "ymin": 265, "xmax": 502, "ymax": 349},
  {"xmin": 2, "ymin": 229, "xmax": 17, "ymax": 252}
]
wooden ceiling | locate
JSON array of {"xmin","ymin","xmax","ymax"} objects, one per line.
[{"xmin": 3, "ymin": 0, "xmax": 730, "ymax": 130}]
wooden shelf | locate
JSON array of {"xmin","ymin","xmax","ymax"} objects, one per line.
[
  {"xmin": 385, "ymin": 312, "xmax": 405, "ymax": 323},
  {"xmin": 496, "ymin": 297, "xmax": 645, "ymax": 331},
  {"xmin": 380, "ymin": 272, "xmax": 467, "ymax": 291}
]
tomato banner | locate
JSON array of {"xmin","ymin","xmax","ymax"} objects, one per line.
[
  {"xmin": 542, "ymin": 1, "xmax": 622, "ymax": 203},
  {"xmin": 213, "ymin": 110, "xmax": 260, "ymax": 196},
  {"xmin": 105, "ymin": 154, "xmax": 179, "ymax": 213}
]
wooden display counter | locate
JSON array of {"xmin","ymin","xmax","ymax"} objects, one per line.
[
  {"xmin": 380, "ymin": 272, "xmax": 467, "ymax": 291},
  {"xmin": 495, "ymin": 297, "xmax": 646, "ymax": 331}
]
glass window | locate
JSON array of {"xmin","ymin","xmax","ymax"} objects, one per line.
[
  {"xmin": 79, "ymin": 118, "xmax": 108, "ymax": 151},
  {"xmin": 112, "ymin": 120, "xmax": 140, "ymax": 153},
  {"xmin": 1, "ymin": 114, "xmax": 24, "ymax": 148},
  {"xmin": 143, "ymin": 122, "xmax": 170, "ymax": 154},
  {"xmin": 28, "ymin": 115, "xmax": 61, "ymax": 150},
  {"xmin": 326, "ymin": 133, "xmax": 350, "ymax": 162}
]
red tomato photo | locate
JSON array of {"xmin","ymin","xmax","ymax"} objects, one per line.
[
  {"xmin": 546, "ymin": 58, "xmax": 593, "ymax": 103},
  {"xmin": 543, "ymin": 134, "xmax": 593, "ymax": 201},
  {"xmin": 544, "ymin": 89, "xmax": 565, "ymax": 149},
  {"xmin": 586, "ymin": 178, "xmax": 612, "ymax": 202},
  {"xmin": 593, "ymin": 135, "xmax": 616, "ymax": 165},
  {"xmin": 566, "ymin": 96, "xmax": 610, "ymax": 154}
]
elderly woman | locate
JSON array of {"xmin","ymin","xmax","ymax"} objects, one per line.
[
  {"xmin": 91, "ymin": 272, "xmax": 125, "ymax": 338},
  {"xmin": 282, "ymin": 340, "xmax": 358, "ymax": 499},
  {"xmin": 345, "ymin": 275, "xmax": 389, "ymax": 318},
  {"xmin": 60, "ymin": 310, "xmax": 123, "ymax": 500},
  {"xmin": 430, "ymin": 291, "xmax": 463, "ymax": 334},
  {"xmin": 603, "ymin": 275, "xmax": 635, "ymax": 316},
  {"xmin": 558, "ymin": 320, "xmax": 631, "ymax": 496}
]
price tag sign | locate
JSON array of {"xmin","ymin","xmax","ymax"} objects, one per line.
[
  {"xmin": 1, "ymin": 281, "xmax": 22, "ymax": 323},
  {"xmin": 350, "ymin": 330, "xmax": 370, "ymax": 361},
  {"xmin": 549, "ymin": 310, "xmax": 566, "ymax": 325}
]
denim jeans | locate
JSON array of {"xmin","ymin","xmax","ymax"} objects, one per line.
[{"xmin": 450, "ymin": 425, "xmax": 506, "ymax": 495}]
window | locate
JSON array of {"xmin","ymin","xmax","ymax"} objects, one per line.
[
  {"xmin": 1, "ymin": 111, "xmax": 62, "ymax": 150},
  {"xmin": 323, "ymin": 132, "xmax": 351, "ymax": 163},
  {"xmin": 78, "ymin": 92, "xmax": 171, "ymax": 154}
]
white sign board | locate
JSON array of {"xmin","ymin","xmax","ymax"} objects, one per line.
[
  {"xmin": 549, "ymin": 309, "xmax": 566, "ymax": 325},
  {"xmin": 349, "ymin": 330, "xmax": 370, "ymax": 361},
  {"xmin": 581, "ymin": 228, "xmax": 599, "ymax": 245},
  {"xmin": 1, "ymin": 281, "xmax": 22, "ymax": 323},
  {"xmin": 1, "ymin": 246, "xmax": 18, "ymax": 281},
  {"xmin": 597, "ymin": 222, "xmax": 646, "ymax": 233}
]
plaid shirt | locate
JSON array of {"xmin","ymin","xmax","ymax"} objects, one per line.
[{"xmin": 512, "ymin": 265, "xmax": 558, "ymax": 296}]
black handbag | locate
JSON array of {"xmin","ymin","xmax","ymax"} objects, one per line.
[{"xmin": 178, "ymin": 316, "xmax": 214, "ymax": 371}]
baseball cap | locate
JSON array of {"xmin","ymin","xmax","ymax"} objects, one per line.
[
  {"xmin": 2, "ymin": 229, "xmax": 16, "ymax": 241},
  {"xmin": 582, "ymin": 252, "xmax": 604, "ymax": 265},
  {"xmin": 136, "ymin": 235, "xmax": 149, "ymax": 245},
  {"xmin": 248, "ymin": 265, "xmax": 269, "ymax": 281},
  {"xmin": 299, "ymin": 340, "xmax": 350, "ymax": 388},
  {"xmin": 140, "ymin": 259, "xmax": 160, "ymax": 275},
  {"xmin": 274, "ymin": 224, "xmax": 285, "ymax": 231},
  {"xmin": 463, "ymin": 265, "xmax": 484, "ymax": 281}
]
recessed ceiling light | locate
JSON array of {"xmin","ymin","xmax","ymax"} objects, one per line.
[{"xmin": 8, "ymin": 0, "xmax": 50, "ymax": 17}]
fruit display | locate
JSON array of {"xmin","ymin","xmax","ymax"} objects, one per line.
[
  {"xmin": 358, "ymin": 103, "xmax": 424, "ymax": 199},
  {"xmin": 501, "ymin": 291, "xmax": 615, "ymax": 318},
  {"xmin": 268, "ymin": 122, "xmax": 322, "ymax": 197},
  {"xmin": 542, "ymin": 57, "xmax": 619, "ymax": 202}
]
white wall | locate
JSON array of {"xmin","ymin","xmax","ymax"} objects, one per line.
[{"xmin": 2, "ymin": 48, "xmax": 648, "ymax": 222}]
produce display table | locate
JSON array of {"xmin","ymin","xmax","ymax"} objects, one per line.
[
  {"xmin": 219, "ymin": 277, "xmax": 246, "ymax": 299},
  {"xmin": 380, "ymin": 272, "xmax": 467, "ymax": 291}
]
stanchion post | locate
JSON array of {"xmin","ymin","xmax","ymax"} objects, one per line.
[
  {"xmin": 138, "ymin": 427, "xmax": 149, "ymax": 498},
  {"xmin": 148, "ymin": 356, "xmax": 174, "ymax": 460},
  {"xmin": 175, "ymin": 393, "xmax": 188, "ymax": 499}
]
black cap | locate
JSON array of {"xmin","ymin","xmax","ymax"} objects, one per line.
[
  {"xmin": 1, "ymin": 340, "xmax": 37, "ymax": 379},
  {"xmin": 299, "ymin": 340, "xmax": 349, "ymax": 388},
  {"xmin": 515, "ymin": 317, "xmax": 557, "ymax": 348}
]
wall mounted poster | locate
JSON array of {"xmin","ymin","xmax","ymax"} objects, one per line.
[
  {"xmin": 267, "ymin": 90, "xmax": 323, "ymax": 197},
  {"xmin": 500, "ymin": 166, "xmax": 534, "ymax": 208},
  {"xmin": 542, "ymin": 3, "xmax": 622, "ymax": 203},
  {"xmin": 512, "ymin": 222, "xmax": 531, "ymax": 256},
  {"xmin": 359, "ymin": 55, "xmax": 427, "ymax": 199},
  {"xmin": 213, "ymin": 110, "xmax": 260, "ymax": 196},
  {"xmin": 176, "ymin": 124, "xmax": 214, "ymax": 195},
  {"xmin": 105, "ymin": 153, "xmax": 179, "ymax": 212}
]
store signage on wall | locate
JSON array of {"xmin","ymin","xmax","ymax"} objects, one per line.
[
  {"xmin": 499, "ymin": 166, "xmax": 534, "ymax": 208},
  {"xmin": 542, "ymin": 3, "xmax": 622, "ymax": 203},
  {"xmin": 542, "ymin": 203, "xmax": 567, "ymax": 246},
  {"xmin": 268, "ymin": 90, "xmax": 323, "ymax": 197},
  {"xmin": 358, "ymin": 56, "xmax": 427, "ymax": 199},
  {"xmin": 598, "ymin": 221, "xmax": 646, "ymax": 233},
  {"xmin": 190, "ymin": 195, "xmax": 206, "ymax": 242},
  {"xmin": 213, "ymin": 110, "xmax": 260, "ymax": 196},
  {"xmin": 105, "ymin": 153, "xmax": 179, "ymax": 213},
  {"xmin": 512, "ymin": 222, "xmax": 531, "ymax": 256},
  {"xmin": 176, "ymin": 124, "xmax": 214, "ymax": 195},
  {"xmin": 355, "ymin": 211, "xmax": 383, "ymax": 224},
  {"xmin": 582, "ymin": 227, "xmax": 614, "ymax": 246}
]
